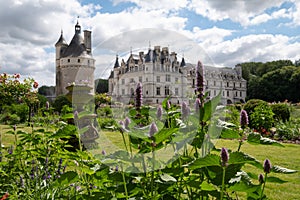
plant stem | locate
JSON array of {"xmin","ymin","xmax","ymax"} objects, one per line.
[
  {"xmin": 121, "ymin": 167, "xmax": 129, "ymax": 200},
  {"xmin": 220, "ymin": 167, "xmax": 226, "ymax": 200},
  {"xmin": 150, "ymin": 150, "xmax": 155, "ymax": 198},
  {"xmin": 260, "ymin": 173, "xmax": 268, "ymax": 200},
  {"xmin": 121, "ymin": 131, "xmax": 129, "ymax": 152}
]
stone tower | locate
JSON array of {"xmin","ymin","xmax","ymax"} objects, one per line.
[{"xmin": 55, "ymin": 21, "xmax": 95, "ymax": 96}]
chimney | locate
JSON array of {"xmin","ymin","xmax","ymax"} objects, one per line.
[{"xmin": 84, "ymin": 30, "xmax": 92, "ymax": 54}]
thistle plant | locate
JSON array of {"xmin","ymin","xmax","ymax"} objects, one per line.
[
  {"xmin": 220, "ymin": 147, "xmax": 229, "ymax": 200},
  {"xmin": 135, "ymin": 82, "xmax": 142, "ymax": 112},
  {"xmin": 238, "ymin": 109, "xmax": 249, "ymax": 151},
  {"xmin": 181, "ymin": 101, "xmax": 190, "ymax": 121},
  {"xmin": 156, "ymin": 105, "xmax": 163, "ymax": 120},
  {"xmin": 260, "ymin": 159, "xmax": 272, "ymax": 199}
]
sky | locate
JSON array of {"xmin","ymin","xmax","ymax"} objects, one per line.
[{"xmin": 0, "ymin": 0, "xmax": 299, "ymax": 86}]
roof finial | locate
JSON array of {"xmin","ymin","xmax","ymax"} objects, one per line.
[
  {"xmin": 130, "ymin": 46, "xmax": 132, "ymax": 55},
  {"xmin": 149, "ymin": 41, "xmax": 151, "ymax": 49}
]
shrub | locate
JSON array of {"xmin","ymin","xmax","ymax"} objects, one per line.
[
  {"xmin": 270, "ymin": 103, "xmax": 290, "ymax": 122},
  {"xmin": 244, "ymin": 99, "xmax": 268, "ymax": 115},
  {"xmin": 52, "ymin": 95, "xmax": 72, "ymax": 113},
  {"xmin": 250, "ymin": 104, "xmax": 275, "ymax": 134},
  {"xmin": 0, "ymin": 113, "xmax": 20, "ymax": 125}
]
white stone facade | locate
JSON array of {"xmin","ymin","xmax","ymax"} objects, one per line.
[
  {"xmin": 108, "ymin": 46, "xmax": 246, "ymax": 105},
  {"xmin": 55, "ymin": 22, "xmax": 95, "ymax": 96}
]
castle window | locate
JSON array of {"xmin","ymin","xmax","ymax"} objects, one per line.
[
  {"xmin": 240, "ymin": 91, "xmax": 242, "ymax": 97},
  {"xmin": 214, "ymin": 81, "xmax": 216, "ymax": 86},
  {"xmin": 166, "ymin": 74, "xmax": 171, "ymax": 82},
  {"xmin": 68, "ymin": 59, "xmax": 70, "ymax": 63},
  {"xmin": 157, "ymin": 76, "xmax": 160, "ymax": 83},
  {"xmin": 78, "ymin": 59, "xmax": 80, "ymax": 63},
  {"xmin": 240, "ymin": 83, "xmax": 242, "ymax": 88},
  {"xmin": 192, "ymin": 79, "xmax": 195, "ymax": 87},
  {"xmin": 165, "ymin": 86, "xmax": 170, "ymax": 95},
  {"xmin": 226, "ymin": 82, "xmax": 229, "ymax": 87},
  {"xmin": 227, "ymin": 91, "xmax": 229, "ymax": 97},
  {"xmin": 175, "ymin": 88, "xmax": 179, "ymax": 95},
  {"xmin": 175, "ymin": 77, "xmax": 178, "ymax": 83},
  {"xmin": 156, "ymin": 87, "xmax": 161, "ymax": 95},
  {"xmin": 122, "ymin": 89, "xmax": 125, "ymax": 95},
  {"xmin": 122, "ymin": 79, "xmax": 125, "ymax": 84},
  {"xmin": 139, "ymin": 76, "xmax": 142, "ymax": 83}
]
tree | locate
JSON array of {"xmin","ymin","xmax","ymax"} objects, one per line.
[
  {"xmin": 38, "ymin": 85, "xmax": 55, "ymax": 97},
  {"xmin": 52, "ymin": 95, "xmax": 72, "ymax": 113},
  {"xmin": 95, "ymin": 79, "xmax": 108, "ymax": 94},
  {"xmin": 0, "ymin": 73, "xmax": 39, "ymax": 123}
]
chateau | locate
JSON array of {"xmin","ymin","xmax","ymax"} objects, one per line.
[
  {"xmin": 108, "ymin": 46, "xmax": 246, "ymax": 105},
  {"xmin": 55, "ymin": 21, "xmax": 95, "ymax": 96}
]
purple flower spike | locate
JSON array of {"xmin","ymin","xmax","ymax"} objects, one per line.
[
  {"xmin": 263, "ymin": 159, "xmax": 272, "ymax": 174},
  {"xmin": 240, "ymin": 110, "xmax": 249, "ymax": 128},
  {"xmin": 101, "ymin": 150, "xmax": 106, "ymax": 156},
  {"xmin": 156, "ymin": 106, "xmax": 163, "ymax": 120},
  {"xmin": 13, "ymin": 124, "xmax": 17, "ymax": 131},
  {"xmin": 149, "ymin": 122, "xmax": 158, "ymax": 138},
  {"xmin": 181, "ymin": 102, "xmax": 190, "ymax": 120},
  {"xmin": 196, "ymin": 61, "xmax": 205, "ymax": 99},
  {"xmin": 135, "ymin": 82, "xmax": 143, "ymax": 110},
  {"xmin": 74, "ymin": 111, "xmax": 79, "ymax": 120},
  {"xmin": 167, "ymin": 101, "xmax": 171, "ymax": 110},
  {"xmin": 195, "ymin": 98, "xmax": 201, "ymax": 113},
  {"xmin": 45, "ymin": 101, "xmax": 50, "ymax": 110},
  {"xmin": 124, "ymin": 117, "xmax": 131, "ymax": 129},
  {"xmin": 258, "ymin": 174, "xmax": 264, "ymax": 184},
  {"xmin": 221, "ymin": 147, "xmax": 229, "ymax": 167}
]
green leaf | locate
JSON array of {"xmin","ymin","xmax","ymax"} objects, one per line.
[
  {"xmin": 272, "ymin": 165, "xmax": 297, "ymax": 174},
  {"xmin": 188, "ymin": 154, "xmax": 220, "ymax": 170},
  {"xmin": 154, "ymin": 127, "xmax": 178, "ymax": 144},
  {"xmin": 267, "ymin": 176, "xmax": 288, "ymax": 183},
  {"xmin": 247, "ymin": 132, "xmax": 284, "ymax": 147},
  {"xmin": 62, "ymin": 113, "xmax": 74, "ymax": 120},
  {"xmin": 200, "ymin": 91, "xmax": 221, "ymax": 122},
  {"xmin": 160, "ymin": 173, "xmax": 177, "ymax": 182},
  {"xmin": 229, "ymin": 152, "xmax": 262, "ymax": 169},
  {"xmin": 57, "ymin": 171, "xmax": 78, "ymax": 185},
  {"xmin": 220, "ymin": 128, "xmax": 240, "ymax": 139},
  {"xmin": 200, "ymin": 181, "xmax": 217, "ymax": 191}
]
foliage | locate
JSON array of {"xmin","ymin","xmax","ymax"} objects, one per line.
[
  {"xmin": 241, "ymin": 62, "xmax": 300, "ymax": 102},
  {"xmin": 0, "ymin": 104, "xmax": 29, "ymax": 124},
  {"xmin": 0, "ymin": 86, "xmax": 298, "ymax": 199},
  {"xmin": 270, "ymin": 103, "xmax": 290, "ymax": 122},
  {"xmin": 52, "ymin": 95, "xmax": 72, "ymax": 113},
  {"xmin": 244, "ymin": 99, "xmax": 268, "ymax": 115},
  {"xmin": 38, "ymin": 85, "xmax": 55, "ymax": 97},
  {"xmin": 250, "ymin": 104, "xmax": 275, "ymax": 134},
  {"xmin": 275, "ymin": 118, "xmax": 300, "ymax": 140},
  {"xmin": 94, "ymin": 78, "xmax": 108, "ymax": 94}
]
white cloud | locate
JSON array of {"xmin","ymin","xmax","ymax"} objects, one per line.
[
  {"xmin": 112, "ymin": 0, "xmax": 189, "ymax": 12},
  {"xmin": 188, "ymin": 0, "xmax": 286, "ymax": 26},
  {"xmin": 205, "ymin": 34, "xmax": 300, "ymax": 67}
]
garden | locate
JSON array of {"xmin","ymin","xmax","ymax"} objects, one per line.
[{"xmin": 0, "ymin": 71, "xmax": 299, "ymax": 200}]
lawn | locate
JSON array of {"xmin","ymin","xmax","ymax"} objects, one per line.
[{"xmin": 1, "ymin": 125, "xmax": 299, "ymax": 199}]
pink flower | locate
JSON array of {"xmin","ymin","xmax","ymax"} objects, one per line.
[
  {"xmin": 33, "ymin": 81, "xmax": 39, "ymax": 89},
  {"xmin": 14, "ymin": 73, "xmax": 20, "ymax": 79},
  {"xmin": 149, "ymin": 122, "xmax": 158, "ymax": 138}
]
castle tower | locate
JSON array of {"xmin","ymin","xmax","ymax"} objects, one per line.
[{"xmin": 55, "ymin": 21, "xmax": 95, "ymax": 96}]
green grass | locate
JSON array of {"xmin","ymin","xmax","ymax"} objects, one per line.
[{"xmin": 215, "ymin": 139, "xmax": 300, "ymax": 200}]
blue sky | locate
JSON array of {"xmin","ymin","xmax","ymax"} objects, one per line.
[{"xmin": 0, "ymin": 0, "xmax": 299, "ymax": 86}]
